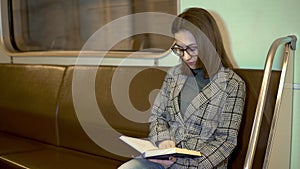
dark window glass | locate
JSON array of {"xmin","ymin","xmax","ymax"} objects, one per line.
[{"xmin": 11, "ymin": 0, "xmax": 177, "ymax": 53}]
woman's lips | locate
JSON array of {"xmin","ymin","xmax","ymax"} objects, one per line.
[{"xmin": 187, "ymin": 61, "xmax": 195, "ymax": 66}]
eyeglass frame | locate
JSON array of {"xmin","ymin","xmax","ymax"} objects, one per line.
[{"xmin": 171, "ymin": 43, "xmax": 198, "ymax": 58}]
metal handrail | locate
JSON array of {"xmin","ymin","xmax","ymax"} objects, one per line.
[
  {"xmin": 243, "ymin": 35, "xmax": 297, "ymax": 169},
  {"xmin": 262, "ymin": 41, "xmax": 292, "ymax": 169}
]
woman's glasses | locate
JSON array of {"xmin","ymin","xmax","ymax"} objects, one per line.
[{"xmin": 171, "ymin": 44, "xmax": 198, "ymax": 58}]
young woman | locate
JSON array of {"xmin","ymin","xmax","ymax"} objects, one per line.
[{"xmin": 119, "ymin": 7, "xmax": 246, "ymax": 169}]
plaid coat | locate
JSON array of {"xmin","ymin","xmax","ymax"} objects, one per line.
[{"xmin": 148, "ymin": 65, "xmax": 246, "ymax": 169}]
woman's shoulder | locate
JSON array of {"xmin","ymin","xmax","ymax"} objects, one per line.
[
  {"xmin": 166, "ymin": 64, "xmax": 182, "ymax": 76},
  {"xmin": 223, "ymin": 67, "xmax": 246, "ymax": 85}
]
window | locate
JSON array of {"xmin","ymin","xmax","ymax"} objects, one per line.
[{"xmin": 6, "ymin": 0, "xmax": 177, "ymax": 55}]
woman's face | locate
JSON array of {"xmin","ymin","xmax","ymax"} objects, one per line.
[{"xmin": 174, "ymin": 30, "xmax": 200, "ymax": 69}]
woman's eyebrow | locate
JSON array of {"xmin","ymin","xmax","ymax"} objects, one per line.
[
  {"xmin": 188, "ymin": 44, "xmax": 197, "ymax": 47},
  {"xmin": 174, "ymin": 43, "xmax": 197, "ymax": 48}
]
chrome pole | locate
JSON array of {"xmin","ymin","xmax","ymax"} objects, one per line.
[{"xmin": 243, "ymin": 35, "xmax": 297, "ymax": 169}]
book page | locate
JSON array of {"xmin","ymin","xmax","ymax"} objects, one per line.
[
  {"xmin": 120, "ymin": 136, "xmax": 202, "ymax": 159},
  {"xmin": 119, "ymin": 136, "xmax": 158, "ymax": 153}
]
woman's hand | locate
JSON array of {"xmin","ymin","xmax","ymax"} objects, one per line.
[
  {"xmin": 158, "ymin": 140, "xmax": 176, "ymax": 149},
  {"xmin": 148, "ymin": 156, "xmax": 177, "ymax": 168},
  {"xmin": 149, "ymin": 140, "xmax": 176, "ymax": 168}
]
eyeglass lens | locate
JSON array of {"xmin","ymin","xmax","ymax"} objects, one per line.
[{"xmin": 171, "ymin": 44, "xmax": 197, "ymax": 57}]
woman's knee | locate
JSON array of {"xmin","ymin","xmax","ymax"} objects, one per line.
[{"xmin": 118, "ymin": 158, "xmax": 164, "ymax": 169}]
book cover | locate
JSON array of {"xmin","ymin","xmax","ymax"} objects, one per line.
[{"xmin": 119, "ymin": 136, "xmax": 201, "ymax": 159}]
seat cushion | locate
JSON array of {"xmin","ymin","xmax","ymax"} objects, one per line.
[
  {"xmin": 0, "ymin": 132, "xmax": 43, "ymax": 155},
  {"xmin": 1, "ymin": 147, "xmax": 123, "ymax": 169}
]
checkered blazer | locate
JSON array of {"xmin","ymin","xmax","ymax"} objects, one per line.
[{"xmin": 148, "ymin": 65, "xmax": 246, "ymax": 169}]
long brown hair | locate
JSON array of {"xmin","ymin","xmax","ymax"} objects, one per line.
[{"xmin": 172, "ymin": 8, "xmax": 232, "ymax": 77}]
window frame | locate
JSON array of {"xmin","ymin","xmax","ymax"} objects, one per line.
[{"xmin": 0, "ymin": 0, "xmax": 179, "ymax": 58}]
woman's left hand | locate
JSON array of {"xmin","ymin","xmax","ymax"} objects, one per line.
[{"xmin": 148, "ymin": 156, "xmax": 177, "ymax": 168}]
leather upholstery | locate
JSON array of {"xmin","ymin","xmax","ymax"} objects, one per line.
[
  {"xmin": 0, "ymin": 64, "xmax": 281, "ymax": 168},
  {"xmin": 0, "ymin": 64, "xmax": 65, "ymax": 145},
  {"xmin": 57, "ymin": 66, "xmax": 167, "ymax": 161},
  {"xmin": 229, "ymin": 69, "xmax": 280, "ymax": 169}
]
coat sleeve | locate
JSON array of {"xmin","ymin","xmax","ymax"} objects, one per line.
[
  {"xmin": 171, "ymin": 78, "xmax": 246, "ymax": 169},
  {"xmin": 148, "ymin": 69, "xmax": 174, "ymax": 145}
]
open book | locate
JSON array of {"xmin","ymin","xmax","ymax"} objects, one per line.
[{"xmin": 119, "ymin": 136, "xmax": 201, "ymax": 159}]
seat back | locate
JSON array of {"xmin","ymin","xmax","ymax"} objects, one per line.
[
  {"xmin": 0, "ymin": 64, "xmax": 66, "ymax": 145},
  {"xmin": 229, "ymin": 69, "xmax": 281, "ymax": 169},
  {"xmin": 57, "ymin": 66, "xmax": 281, "ymax": 166},
  {"xmin": 57, "ymin": 65, "xmax": 167, "ymax": 160},
  {"xmin": 0, "ymin": 63, "xmax": 281, "ymax": 167}
]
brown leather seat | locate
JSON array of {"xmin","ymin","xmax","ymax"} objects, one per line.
[
  {"xmin": 229, "ymin": 69, "xmax": 280, "ymax": 169},
  {"xmin": 0, "ymin": 64, "xmax": 65, "ymax": 147},
  {"xmin": 0, "ymin": 64, "xmax": 281, "ymax": 169}
]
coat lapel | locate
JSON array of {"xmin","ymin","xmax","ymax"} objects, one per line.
[
  {"xmin": 183, "ymin": 67, "xmax": 228, "ymax": 123},
  {"xmin": 169, "ymin": 73, "xmax": 187, "ymax": 126}
]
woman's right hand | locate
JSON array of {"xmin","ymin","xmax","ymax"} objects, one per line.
[{"xmin": 158, "ymin": 140, "xmax": 176, "ymax": 149}]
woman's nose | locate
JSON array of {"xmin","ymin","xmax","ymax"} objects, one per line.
[{"xmin": 182, "ymin": 51, "xmax": 192, "ymax": 61}]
